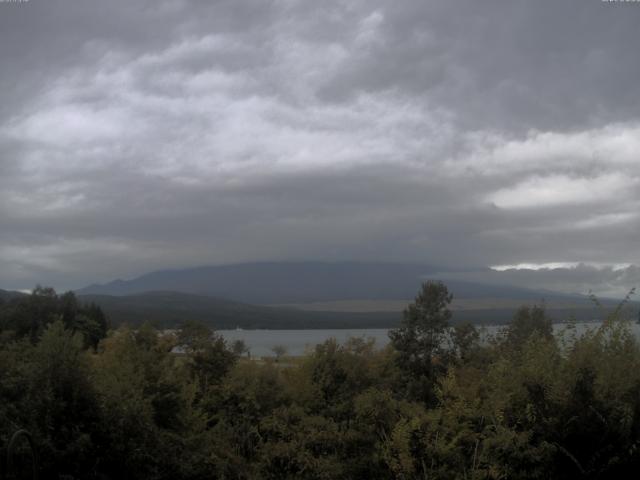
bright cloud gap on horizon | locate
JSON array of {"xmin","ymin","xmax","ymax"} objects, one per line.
[
  {"xmin": 0, "ymin": 0, "xmax": 639, "ymax": 297},
  {"xmin": 490, "ymin": 263, "xmax": 634, "ymax": 272}
]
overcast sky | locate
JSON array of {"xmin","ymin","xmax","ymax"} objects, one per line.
[{"xmin": 1, "ymin": 0, "xmax": 639, "ymax": 296}]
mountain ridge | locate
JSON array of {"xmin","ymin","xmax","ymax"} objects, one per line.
[
  {"xmin": 77, "ymin": 290, "xmax": 401, "ymax": 329},
  {"xmin": 0, "ymin": 289, "xmax": 27, "ymax": 301},
  {"xmin": 76, "ymin": 261, "xmax": 583, "ymax": 304}
]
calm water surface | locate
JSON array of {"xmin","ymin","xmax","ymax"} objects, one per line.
[{"xmin": 217, "ymin": 321, "xmax": 639, "ymax": 357}]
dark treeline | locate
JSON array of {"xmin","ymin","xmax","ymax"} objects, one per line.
[
  {"xmin": 1, "ymin": 282, "xmax": 640, "ymax": 479},
  {"xmin": 76, "ymin": 291, "xmax": 402, "ymax": 330}
]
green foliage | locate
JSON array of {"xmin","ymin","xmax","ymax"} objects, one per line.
[
  {"xmin": 177, "ymin": 320, "xmax": 237, "ymax": 392},
  {"xmin": 504, "ymin": 304, "xmax": 553, "ymax": 351},
  {"xmin": 1, "ymin": 282, "xmax": 640, "ymax": 478},
  {"xmin": 0, "ymin": 321, "xmax": 100, "ymax": 478},
  {"xmin": 451, "ymin": 321, "xmax": 480, "ymax": 362},
  {"xmin": 389, "ymin": 280, "xmax": 453, "ymax": 404},
  {"xmin": 0, "ymin": 286, "xmax": 108, "ymax": 347}
]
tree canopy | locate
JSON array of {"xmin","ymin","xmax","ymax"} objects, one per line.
[{"xmin": 1, "ymin": 283, "xmax": 639, "ymax": 479}]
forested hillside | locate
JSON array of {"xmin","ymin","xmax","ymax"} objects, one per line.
[
  {"xmin": 74, "ymin": 291, "xmax": 614, "ymax": 329},
  {"xmin": 77, "ymin": 291, "xmax": 400, "ymax": 329},
  {"xmin": 0, "ymin": 289, "xmax": 26, "ymax": 301}
]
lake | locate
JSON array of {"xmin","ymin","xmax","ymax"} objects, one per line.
[{"xmin": 217, "ymin": 321, "xmax": 638, "ymax": 357}]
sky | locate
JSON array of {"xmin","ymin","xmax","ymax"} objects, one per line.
[{"xmin": 0, "ymin": 0, "xmax": 639, "ymax": 297}]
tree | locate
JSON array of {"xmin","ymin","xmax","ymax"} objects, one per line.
[
  {"xmin": 504, "ymin": 304, "xmax": 553, "ymax": 351},
  {"xmin": 232, "ymin": 339, "xmax": 250, "ymax": 358},
  {"xmin": 272, "ymin": 345, "xmax": 287, "ymax": 362},
  {"xmin": 451, "ymin": 322, "xmax": 480, "ymax": 362},
  {"xmin": 389, "ymin": 281, "xmax": 453, "ymax": 404},
  {"xmin": 78, "ymin": 302, "xmax": 108, "ymax": 348},
  {"xmin": 30, "ymin": 321, "xmax": 100, "ymax": 477},
  {"xmin": 177, "ymin": 319, "xmax": 213, "ymax": 352},
  {"xmin": 177, "ymin": 320, "xmax": 236, "ymax": 391}
]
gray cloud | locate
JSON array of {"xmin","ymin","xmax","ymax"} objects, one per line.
[
  {"xmin": 433, "ymin": 264, "xmax": 640, "ymax": 299},
  {"xmin": 0, "ymin": 0, "xmax": 639, "ymax": 294}
]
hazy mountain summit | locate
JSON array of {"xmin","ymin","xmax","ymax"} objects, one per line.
[{"xmin": 76, "ymin": 261, "xmax": 571, "ymax": 304}]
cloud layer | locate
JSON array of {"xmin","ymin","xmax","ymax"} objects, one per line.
[{"xmin": 0, "ymin": 0, "xmax": 639, "ymax": 294}]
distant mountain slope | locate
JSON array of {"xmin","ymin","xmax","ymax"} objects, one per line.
[
  {"xmin": 78, "ymin": 291, "xmax": 400, "ymax": 329},
  {"xmin": 75, "ymin": 261, "xmax": 635, "ymax": 328},
  {"xmin": 76, "ymin": 261, "xmax": 578, "ymax": 304},
  {"xmin": 77, "ymin": 291, "xmax": 618, "ymax": 329},
  {"xmin": 0, "ymin": 289, "xmax": 27, "ymax": 301}
]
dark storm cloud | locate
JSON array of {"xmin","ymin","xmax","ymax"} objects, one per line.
[
  {"xmin": 320, "ymin": 0, "xmax": 640, "ymax": 131},
  {"xmin": 0, "ymin": 0, "xmax": 639, "ymax": 294}
]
